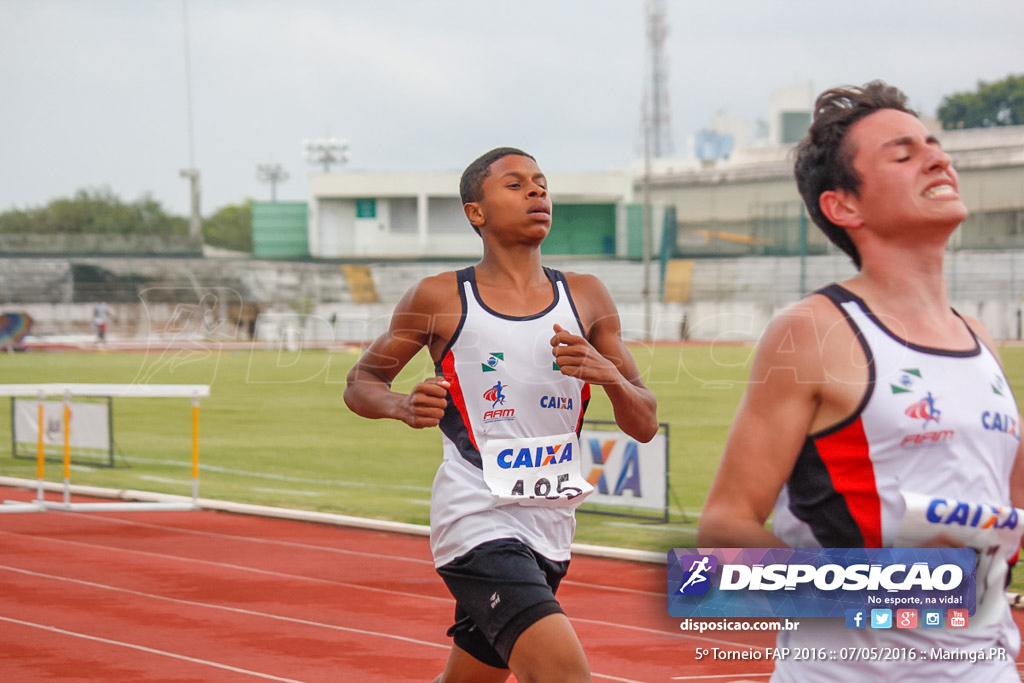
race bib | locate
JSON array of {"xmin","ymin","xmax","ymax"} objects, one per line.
[
  {"xmin": 480, "ymin": 432, "xmax": 593, "ymax": 507},
  {"xmin": 897, "ymin": 491, "xmax": 1024, "ymax": 627}
]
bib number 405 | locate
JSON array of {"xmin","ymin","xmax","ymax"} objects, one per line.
[{"xmin": 510, "ymin": 473, "xmax": 585, "ymax": 501}]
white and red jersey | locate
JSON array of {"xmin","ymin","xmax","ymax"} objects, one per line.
[
  {"xmin": 771, "ymin": 284, "xmax": 1022, "ymax": 682},
  {"xmin": 429, "ymin": 267, "xmax": 592, "ymax": 568}
]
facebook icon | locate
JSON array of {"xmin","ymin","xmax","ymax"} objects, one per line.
[{"xmin": 845, "ymin": 609, "xmax": 866, "ymax": 629}]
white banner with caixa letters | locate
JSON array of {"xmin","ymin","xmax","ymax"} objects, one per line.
[{"xmin": 579, "ymin": 421, "xmax": 668, "ymax": 519}]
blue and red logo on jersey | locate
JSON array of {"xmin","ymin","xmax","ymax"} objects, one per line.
[
  {"xmin": 484, "ymin": 381, "xmax": 507, "ymax": 407},
  {"xmin": 482, "ymin": 381, "xmax": 515, "ymax": 423},
  {"xmin": 902, "ymin": 391, "xmax": 955, "ymax": 447},
  {"xmin": 905, "ymin": 391, "xmax": 941, "ymax": 426}
]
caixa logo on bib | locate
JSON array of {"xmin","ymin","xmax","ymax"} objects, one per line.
[
  {"xmin": 496, "ymin": 439, "xmax": 574, "ymax": 469},
  {"xmin": 667, "ymin": 547, "xmax": 977, "ymax": 619}
]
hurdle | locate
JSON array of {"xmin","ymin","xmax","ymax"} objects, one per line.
[{"xmin": 1, "ymin": 383, "xmax": 210, "ymax": 513}]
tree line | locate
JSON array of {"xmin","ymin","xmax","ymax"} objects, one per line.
[
  {"xmin": 938, "ymin": 74, "xmax": 1024, "ymax": 129},
  {"xmin": 0, "ymin": 188, "xmax": 252, "ymax": 253}
]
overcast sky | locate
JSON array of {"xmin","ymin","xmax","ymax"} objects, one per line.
[{"xmin": 1, "ymin": 0, "xmax": 1022, "ymax": 217}]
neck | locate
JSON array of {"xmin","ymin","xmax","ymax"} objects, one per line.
[
  {"xmin": 475, "ymin": 245, "xmax": 545, "ymax": 287},
  {"xmin": 852, "ymin": 237, "xmax": 950, "ymax": 303}
]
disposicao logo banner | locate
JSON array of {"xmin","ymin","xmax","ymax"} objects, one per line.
[{"xmin": 667, "ymin": 548, "xmax": 977, "ymax": 618}]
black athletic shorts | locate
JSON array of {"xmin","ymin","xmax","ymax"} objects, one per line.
[{"xmin": 435, "ymin": 537, "xmax": 570, "ymax": 668}]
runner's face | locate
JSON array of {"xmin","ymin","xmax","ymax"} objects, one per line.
[
  {"xmin": 472, "ymin": 155, "xmax": 552, "ymax": 240},
  {"xmin": 845, "ymin": 109, "xmax": 967, "ymax": 232}
]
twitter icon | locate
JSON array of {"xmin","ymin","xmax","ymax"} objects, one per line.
[{"xmin": 870, "ymin": 609, "xmax": 892, "ymax": 629}]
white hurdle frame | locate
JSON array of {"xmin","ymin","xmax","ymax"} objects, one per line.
[{"xmin": 0, "ymin": 383, "xmax": 210, "ymax": 513}]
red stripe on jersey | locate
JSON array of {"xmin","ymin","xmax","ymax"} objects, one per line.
[
  {"xmin": 440, "ymin": 351, "xmax": 478, "ymax": 452},
  {"xmin": 575, "ymin": 382, "xmax": 592, "ymax": 434},
  {"xmin": 814, "ymin": 416, "xmax": 882, "ymax": 547}
]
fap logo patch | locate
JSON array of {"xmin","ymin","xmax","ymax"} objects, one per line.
[{"xmin": 676, "ymin": 554, "xmax": 718, "ymax": 595}]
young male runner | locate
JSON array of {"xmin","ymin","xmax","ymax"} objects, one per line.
[
  {"xmin": 345, "ymin": 147, "xmax": 658, "ymax": 683},
  {"xmin": 698, "ymin": 81, "xmax": 1024, "ymax": 682}
]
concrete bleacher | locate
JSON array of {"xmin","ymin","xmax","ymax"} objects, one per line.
[
  {"xmin": 4, "ymin": 250, "xmax": 1024, "ymax": 343},
  {"xmin": 0, "ymin": 258, "xmax": 73, "ymax": 304}
]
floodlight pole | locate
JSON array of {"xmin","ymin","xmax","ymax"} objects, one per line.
[
  {"xmin": 303, "ymin": 138, "xmax": 350, "ymax": 173},
  {"xmin": 180, "ymin": 0, "xmax": 201, "ymax": 240},
  {"xmin": 642, "ymin": 109, "xmax": 653, "ymax": 342},
  {"xmin": 179, "ymin": 168, "xmax": 201, "ymax": 238},
  {"xmin": 256, "ymin": 163, "xmax": 290, "ymax": 202}
]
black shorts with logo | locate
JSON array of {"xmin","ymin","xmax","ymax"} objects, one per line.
[{"xmin": 435, "ymin": 537, "xmax": 570, "ymax": 668}]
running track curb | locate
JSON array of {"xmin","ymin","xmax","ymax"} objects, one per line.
[{"xmin": 0, "ymin": 476, "xmax": 666, "ymax": 565}]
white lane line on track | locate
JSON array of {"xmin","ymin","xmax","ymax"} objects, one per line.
[
  {"xmin": 56, "ymin": 511, "xmax": 436, "ymax": 565},
  {"xmin": 1, "ymin": 525, "xmax": 768, "ymax": 658},
  {"xmin": 0, "ymin": 564, "xmax": 451, "ymax": 651},
  {"xmin": 670, "ymin": 675, "xmax": 769, "ymax": 681},
  {"xmin": 0, "ymin": 615, "xmax": 309, "ymax": 682},
  {"xmin": 0, "ymin": 566, "xmax": 651, "ymax": 683},
  {"xmin": 592, "ymin": 673, "xmax": 650, "ymax": 682},
  {"xmin": 42, "ymin": 512, "xmax": 668, "ymax": 596},
  {"xmin": 126, "ymin": 457, "xmax": 433, "ymax": 494},
  {"xmin": 0, "ymin": 528, "xmax": 453, "ymax": 603},
  {"xmin": 1, "ymin": 534, "xmax": 686, "ymax": 642},
  {"xmin": 0, "ymin": 527, "xmax": 736, "ymax": 646}
]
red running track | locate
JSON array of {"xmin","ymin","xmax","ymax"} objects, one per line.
[{"xmin": 1, "ymin": 486, "xmax": 1022, "ymax": 682}]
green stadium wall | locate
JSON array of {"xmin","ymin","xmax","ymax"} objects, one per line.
[
  {"xmin": 252, "ymin": 202, "xmax": 309, "ymax": 259},
  {"xmin": 543, "ymin": 203, "xmax": 616, "ymax": 256}
]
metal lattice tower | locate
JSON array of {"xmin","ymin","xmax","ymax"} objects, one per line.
[{"xmin": 643, "ymin": 0, "xmax": 673, "ymax": 158}]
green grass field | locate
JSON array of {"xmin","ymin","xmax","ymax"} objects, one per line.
[{"xmin": 3, "ymin": 343, "xmax": 1024, "ymax": 557}]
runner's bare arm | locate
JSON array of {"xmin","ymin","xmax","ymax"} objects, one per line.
[
  {"xmin": 553, "ymin": 273, "xmax": 658, "ymax": 443},
  {"xmin": 698, "ymin": 301, "xmax": 834, "ymax": 548},
  {"xmin": 343, "ymin": 275, "xmax": 454, "ymax": 429}
]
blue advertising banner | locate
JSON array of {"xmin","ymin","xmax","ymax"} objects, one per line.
[{"xmin": 667, "ymin": 548, "xmax": 977, "ymax": 618}]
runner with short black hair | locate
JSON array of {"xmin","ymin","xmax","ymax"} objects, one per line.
[{"xmin": 345, "ymin": 147, "xmax": 658, "ymax": 683}]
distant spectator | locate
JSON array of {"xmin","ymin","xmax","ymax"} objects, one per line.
[{"xmin": 93, "ymin": 300, "xmax": 107, "ymax": 342}]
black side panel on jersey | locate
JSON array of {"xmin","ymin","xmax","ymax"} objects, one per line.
[
  {"xmin": 436, "ymin": 268, "xmax": 483, "ymax": 469},
  {"xmin": 786, "ymin": 438, "xmax": 866, "ymax": 547}
]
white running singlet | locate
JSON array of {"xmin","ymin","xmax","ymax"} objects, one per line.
[
  {"xmin": 770, "ymin": 284, "xmax": 1022, "ymax": 682},
  {"xmin": 429, "ymin": 267, "xmax": 592, "ymax": 568}
]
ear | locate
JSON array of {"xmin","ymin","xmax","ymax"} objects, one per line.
[
  {"xmin": 464, "ymin": 202, "xmax": 485, "ymax": 230},
  {"xmin": 819, "ymin": 189, "xmax": 864, "ymax": 230}
]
